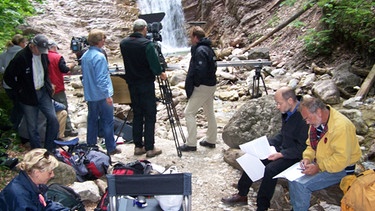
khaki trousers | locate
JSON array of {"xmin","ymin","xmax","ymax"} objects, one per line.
[
  {"xmin": 184, "ymin": 85, "xmax": 217, "ymax": 146},
  {"xmin": 56, "ymin": 110, "xmax": 67, "ymax": 138}
]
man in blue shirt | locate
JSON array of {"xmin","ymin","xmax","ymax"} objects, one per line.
[{"xmin": 81, "ymin": 29, "xmax": 120, "ymax": 155}]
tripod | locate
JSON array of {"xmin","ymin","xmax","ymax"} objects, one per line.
[
  {"xmin": 252, "ymin": 65, "xmax": 268, "ymax": 98},
  {"xmin": 157, "ymin": 76, "xmax": 186, "ymax": 157}
]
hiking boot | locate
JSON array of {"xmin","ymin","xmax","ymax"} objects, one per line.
[
  {"xmin": 146, "ymin": 148, "xmax": 162, "ymax": 158},
  {"xmin": 134, "ymin": 147, "xmax": 146, "ymax": 155},
  {"xmin": 109, "ymin": 147, "xmax": 122, "ymax": 155},
  {"xmin": 64, "ymin": 129, "xmax": 78, "ymax": 137},
  {"xmin": 199, "ymin": 140, "xmax": 216, "ymax": 148},
  {"xmin": 221, "ymin": 194, "xmax": 248, "ymax": 205},
  {"xmin": 179, "ymin": 144, "xmax": 197, "ymax": 152}
]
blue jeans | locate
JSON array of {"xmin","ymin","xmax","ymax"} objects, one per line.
[
  {"xmin": 87, "ymin": 99, "xmax": 115, "ymax": 152},
  {"xmin": 20, "ymin": 87, "xmax": 59, "ymax": 152},
  {"xmin": 288, "ymin": 170, "xmax": 346, "ymax": 211},
  {"xmin": 128, "ymin": 82, "xmax": 156, "ymax": 151}
]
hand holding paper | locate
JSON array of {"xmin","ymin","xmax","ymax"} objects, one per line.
[{"xmin": 236, "ymin": 136, "xmax": 277, "ymax": 182}]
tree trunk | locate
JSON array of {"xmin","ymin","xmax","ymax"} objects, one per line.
[
  {"xmin": 245, "ymin": 1, "xmax": 316, "ymax": 51},
  {"xmin": 355, "ymin": 64, "xmax": 375, "ymax": 101}
]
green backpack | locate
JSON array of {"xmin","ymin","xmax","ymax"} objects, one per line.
[{"xmin": 45, "ymin": 183, "xmax": 85, "ymax": 211}]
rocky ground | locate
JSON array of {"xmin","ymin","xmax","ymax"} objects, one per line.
[{"xmin": 3, "ymin": 0, "xmax": 373, "ymax": 210}]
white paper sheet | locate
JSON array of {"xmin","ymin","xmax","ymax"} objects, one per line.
[
  {"xmin": 236, "ymin": 153, "xmax": 265, "ymax": 182},
  {"xmin": 272, "ymin": 162, "xmax": 305, "ymax": 181},
  {"xmin": 239, "ymin": 136, "xmax": 276, "ymax": 160}
]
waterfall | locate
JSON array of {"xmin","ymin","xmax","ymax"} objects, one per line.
[{"xmin": 137, "ymin": 0, "xmax": 188, "ymax": 53}]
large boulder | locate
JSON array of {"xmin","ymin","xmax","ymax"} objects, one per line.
[{"xmin": 222, "ymin": 94, "xmax": 281, "ymax": 148}]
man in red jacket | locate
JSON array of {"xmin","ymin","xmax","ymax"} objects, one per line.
[{"xmin": 47, "ymin": 41, "xmax": 78, "ymax": 138}]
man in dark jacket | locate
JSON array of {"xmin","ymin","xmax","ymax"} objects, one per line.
[
  {"xmin": 179, "ymin": 26, "xmax": 217, "ymax": 152},
  {"xmin": 120, "ymin": 19, "xmax": 167, "ymax": 158},
  {"xmin": 3, "ymin": 34, "xmax": 59, "ymax": 152},
  {"xmin": 221, "ymin": 86, "xmax": 308, "ymax": 211}
]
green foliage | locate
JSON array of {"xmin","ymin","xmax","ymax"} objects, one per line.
[
  {"xmin": 304, "ymin": 0, "xmax": 375, "ymax": 57},
  {"xmin": 0, "ymin": 0, "xmax": 41, "ymax": 51},
  {"xmin": 291, "ymin": 20, "xmax": 306, "ymax": 28},
  {"xmin": 267, "ymin": 15, "xmax": 280, "ymax": 28},
  {"xmin": 281, "ymin": 0, "xmax": 298, "ymax": 7},
  {"xmin": 304, "ymin": 29, "xmax": 334, "ymax": 56}
]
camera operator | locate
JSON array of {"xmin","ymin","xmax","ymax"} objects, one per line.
[{"xmin": 119, "ymin": 19, "xmax": 167, "ymax": 158}]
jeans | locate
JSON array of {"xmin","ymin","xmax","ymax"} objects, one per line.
[
  {"xmin": 128, "ymin": 82, "xmax": 156, "ymax": 151},
  {"xmin": 20, "ymin": 87, "xmax": 59, "ymax": 152},
  {"xmin": 288, "ymin": 169, "xmax": 346, "ymax": 211},
  {"xmin": 87, "ymin": 99, "xmax": 116, "ymax": 152},
  {"xmin": 237, "ymin": 158, "xmax": 299, "ymax": 210},
  {"xmin": 184, "ymin": 85, "xmax": 217, "ymax": 146}
]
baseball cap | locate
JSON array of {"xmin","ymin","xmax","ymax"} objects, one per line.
[
  {"xmin": 48, "ymin": 40, "xmax": 60, "ymax": 50},
  {"xmin": 31, "ymin": 34, "xmax": 49, "ymax": 54}
]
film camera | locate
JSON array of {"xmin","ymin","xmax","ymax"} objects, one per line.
[
  {"xmin": 70, "ymin": 36, "xmax": 88, "ymax": 53},
  {"xmin": 139, "ymin": 12, "xmax": 165, "ymax": 43},
  {"xmin": 70, "ymin": 36, "xmax": 89, "ymax": 65}
]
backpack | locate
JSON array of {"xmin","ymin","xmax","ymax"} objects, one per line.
[
  {"xmin": 94, "ymin": 160, "xmax": 152, "ymax": 211},
  {"xmin": 45, "ymin": 183, "xmax": 85, "ymax": 211},
  {"xmin": 54, "ymin": 143, "xmax": 110, "ymax": 182},
  {"xmin": 340, "ymin": 169, "xmax": 375, "ymax": 211}
]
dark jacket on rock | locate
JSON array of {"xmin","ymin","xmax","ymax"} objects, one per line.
[
  {"xmin": 3, "ymin": 44, "xmax": 53, "ymax": 106},
  {"xmin": 0, "ymin": 171, "xmax": 69, "ymax": 211},
  {"xmin": 185, "ymin": 37, "xmax": 217, "ymax": 98}
]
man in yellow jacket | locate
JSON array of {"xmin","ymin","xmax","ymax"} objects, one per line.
[{"xmin": 289, "ymin": 96, "xmax": 362, "ymax": 211}]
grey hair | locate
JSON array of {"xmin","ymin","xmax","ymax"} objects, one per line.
[{"xmin": 300, "ymin": 95, "xmax": 326, "ymax": 113}]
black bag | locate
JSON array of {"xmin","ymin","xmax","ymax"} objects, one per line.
[
  {"xmin": 45, "ymin": 183, "xmax": 85, "ymax": 211},
  {"xmin": 94, "ymin": 160, "xmax": 152, "ymax": 211}
]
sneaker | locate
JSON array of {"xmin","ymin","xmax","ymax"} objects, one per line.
[
  {"xmin": 64, "ymin": 130, "xmax": 78, "ymax": 137},
  {"xmin": 109, "ymin": 147, "xmax": 122, "ymax": 155},
  {"xmin": 221, "ymin": 194, "xmax": 248, "ymax": 205},
  {"xmin": 199, "ymin": 140, "xmax": 216, "ymax": 148},
  {"xmin": 134, "ymin": 147, "xmax": 146, "ymax": 155},
  {"xmin": 178, "ymin": 144, "xmax": 197, "ymax": 152},
  {"xmin": 146, "ymin": 148, "xmax": 162, "ymax": 158}
]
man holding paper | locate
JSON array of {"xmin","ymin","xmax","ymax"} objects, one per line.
[
  {"xmin": 288, "ymin": 96, "xmax": 361, "ymax": 211},
  {"xmin": 222, "ymin": 87, "xmax": 308, "ymax": 211}
]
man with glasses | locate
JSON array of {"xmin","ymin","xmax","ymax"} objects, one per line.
[{"xmin": 288, "ymin": 96, "xmax": 362, "ymax": 210}]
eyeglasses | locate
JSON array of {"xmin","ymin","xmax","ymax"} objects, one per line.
[{"xmin": 38, "ymin": 151, "xmax": 51, "ymax": 163}]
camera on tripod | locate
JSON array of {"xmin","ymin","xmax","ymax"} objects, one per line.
[
  {"xmin": 70, "ymin": 36, "xmax": 89, "ymax": 65},
  {"xmin": 146, "ymin": 22, "xmax": 163, "ymax": 42},
  {"xmin": 70, "ymin": 36, "xmax": 88, "ymax": 53},
  {"xmin": 139, "ymin": 12, "xmax": 165, "ymax": 43}
]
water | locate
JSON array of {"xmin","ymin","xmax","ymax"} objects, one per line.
[{"xmin": 137, "ymin": 0, "xmax": 189, "ymax": 54}]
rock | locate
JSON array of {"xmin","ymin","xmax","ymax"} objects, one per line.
[
  {"xmin": 339, "ymin": 109, "xmax": 369, "ymax": 135},
  {"xmin": 48, "ymin": 161, "xmax": 77, "ymax": 185},
  {"xmin": 312, "ymin": 79, "xmax": 341, "ymax": 104},
  {"xmin": 71, "ymin": 181, "xmax": 101, "ymax": 203},
  {"xmin": 222, "ymin": 94, "xmax": 281, "ymax": 148}
]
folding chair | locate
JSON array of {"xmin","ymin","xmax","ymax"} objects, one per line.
[
  {"xmin": 110, "ymin": 75, "xmax": 133, "ymax": 143},
  {"xmin": 106, "ymin": 173, "xmax": 192, "ymax": 211}
]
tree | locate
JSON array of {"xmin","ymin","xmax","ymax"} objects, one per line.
[{"xmin": 0, "ymin": 0, "xmax": 41, "ymax": 51}]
